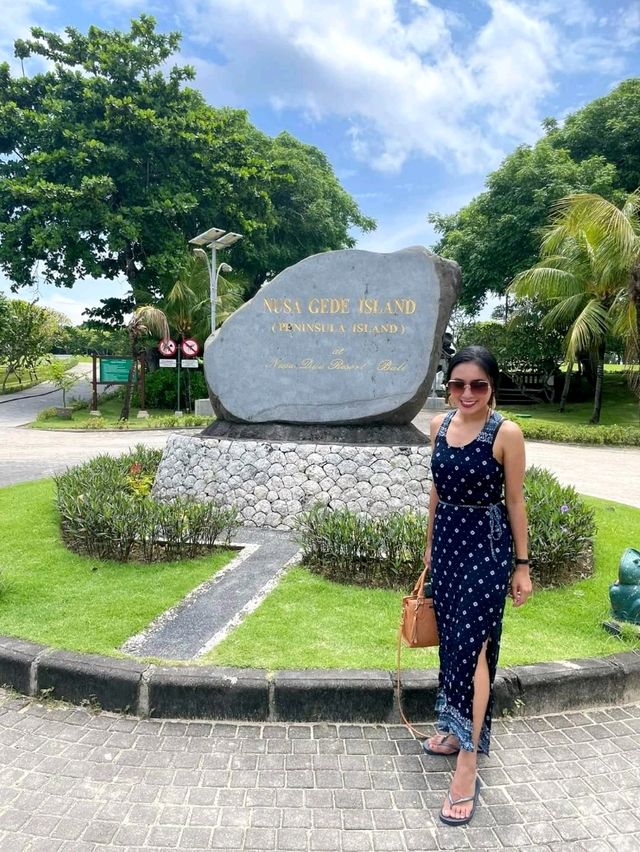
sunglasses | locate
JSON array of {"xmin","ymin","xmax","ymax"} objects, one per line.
[{"xmin": 447, "ymin": 379, "xmax": 491, "ymax": 395}]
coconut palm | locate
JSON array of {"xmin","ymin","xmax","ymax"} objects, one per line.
[
  {"xmin": 165, "ymin": 252, "xmax": 244, "ymax": 344},
  {"xmin": 547, "ymin": 192, "xmax": 640, "ymax": 393},
  {"xmin": 510, "ymin": 225, "xmax": 618, "ymax": 423},
  {"xmin": 119, "ymin": 305, "xmax": 170, "ymax": 421}
]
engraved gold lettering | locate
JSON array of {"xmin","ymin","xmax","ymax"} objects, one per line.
[
  {"xmin": 377, "ymin": 360, "xmax": 407, "ymax": 372},
  {"xmin": 263, "ymin": 298, "xmax": 302, "ymax": 314}
]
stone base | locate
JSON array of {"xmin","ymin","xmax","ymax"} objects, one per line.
[{"xmin": 153, "ymin": 433, "xmax": 431, "ymax": 530}]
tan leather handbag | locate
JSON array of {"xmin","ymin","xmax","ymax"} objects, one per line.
[
  {"xmin": 396, "ymin": 565, "xmax": 439, "ymax": 738},
  {"xmin": 400, "ymin": 565, "xmax": 439, "ymax": 648}
]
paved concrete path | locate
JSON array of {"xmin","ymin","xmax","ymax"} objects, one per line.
[
  {"xmin": 0, "ymin": 688, "xmax": 638, "ymax": 851},
  {"xmin": 122, "ymin": 528, "xmax": 300, "ymax": 660}
]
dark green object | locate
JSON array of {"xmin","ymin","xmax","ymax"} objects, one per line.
[
  {"xmin": 99, "ymin": 358, "xmax": 134, "ymax": 384},
  {"xmin": 609, "ymin": 548, "xmax": 640, "ymax": 625}
]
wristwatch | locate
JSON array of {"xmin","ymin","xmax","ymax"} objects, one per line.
[{"xmin": 515, "ymin": 558, "xmax": 529, "ymax": 566}]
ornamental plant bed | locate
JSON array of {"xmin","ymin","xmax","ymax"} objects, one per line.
[{"xmin": 55, "ymin": 447, "xmax": 238, "ymax": 563}]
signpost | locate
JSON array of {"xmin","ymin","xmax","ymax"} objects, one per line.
[
  {"xmin": 99, "ymin": 358, "xmax": 134, "ymax": 384},
  {"xmin": 91, "ymin": 356, "xmax": 137, "ymax": 416}
]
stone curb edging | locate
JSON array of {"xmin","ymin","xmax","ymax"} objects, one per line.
[{"xmin": 1, "ymin": 635, "xmax": 639, "ymax": 722}]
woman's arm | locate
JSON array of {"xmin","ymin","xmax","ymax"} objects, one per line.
[
  {"xmin": 497, "ymin": 420, "xmax": 533, "ymax": 607},
  {"xmin": 424, "ymin": 415, "xmax": 444, "ymax": 570}
]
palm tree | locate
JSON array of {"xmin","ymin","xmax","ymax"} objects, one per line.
[
  {"xmin": 119, "ymin": 306, "xmax": 170, "ymax": 421},
  {"xmin": 510, "ymin": 225, "xmax": 617, "ymax": 423},
  {"xmin": 165, "ymin": 252, "xmax": 244, "ymax": 344},
  {"xmin": 547, "ymin": 192, "xmax": 640, "ymax": 394}
]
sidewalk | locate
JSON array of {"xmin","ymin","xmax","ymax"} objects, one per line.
[{"xmin": 0, "ymin": 687, "xmax": 638, "ymax": 851}]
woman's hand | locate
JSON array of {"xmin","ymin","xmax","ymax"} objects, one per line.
[
  {"xmin": 423, "ymin": 544, "xmax": 432, "ymax": 571},
  {"xmin": 511, "ymin": 566, "xmax": 533, "ymax": 607}
]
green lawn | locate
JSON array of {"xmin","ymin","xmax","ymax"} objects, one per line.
[
  {"xmin": 0, "ymin": 479, "xmax": 235, "ymax": 656},
  {"xmin": 203, "ymin": 496, "xmax": 640, "ymax": 670},
  {"xmin": 2, "ymin": 480, "xmax": 638, "ymax": 669},
  {"xmin": 29, "ymin": 396, "xmax": 212, "ymax": 430},
  {"xmin": 502, "ymin": 372, "xmax": 640, "ymax": 427}
]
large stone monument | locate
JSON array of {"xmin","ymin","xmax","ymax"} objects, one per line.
[{"xmin": 153, "ymin": 246, "xmax": 460, "ymax": 528}]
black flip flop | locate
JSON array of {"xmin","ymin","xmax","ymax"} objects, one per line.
[
  {"xmin": 422, "ymin": 733, "xmax": 460, "ymax": 756},
  {"xmin": 439, "ymin": 777, "xmax": 481, "ymax": 827}
]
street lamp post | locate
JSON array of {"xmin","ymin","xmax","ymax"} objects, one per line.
[{"xmin": 189, "ymin": 227, "xmax": 243, "ymax": 332}]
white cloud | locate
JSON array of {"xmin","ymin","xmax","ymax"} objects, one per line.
[
  {"xmin": 0, "ymin": 271, "xmax": 131, "ymax": 326},
  {"xmin": 0, "ymin": 0, "xmax": 55, "ymax": 71},
  {"xmin": 177, "ymin": 0, "xmax": 566, "ymax": 174},
  {"xmin": 177, "ymin": 0, "xmax": 640, "ymax": 175}
]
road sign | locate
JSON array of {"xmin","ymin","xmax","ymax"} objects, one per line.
[
  {"xmin": 181, "ymin": 359, "xmax": 199, "ymax": 368},
  {"xmin": 99, "ymin": 358, "xmax": 134, "ymax": 383},
  {"xmin": 158, "ymin": 339, "xmax": 177, "ymax": 356},
  {"xmin": 181, "ymin": 338, "xmax": 200, "ymax": 357},
  {"xmin": 159, "ymin": 358, "xmax": 177, "ymax": 368}
]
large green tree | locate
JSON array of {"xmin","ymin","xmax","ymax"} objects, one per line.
[
  {"xmin": 0, "ymin": 17, "xmax": 374, "ymax": 322},
  {"xmin": 430, "ymin": 79, "xmax": 640, "ymax": 314},
  {"xmin": 429, "ymin": 141, "xmax": 619, "ymax": 314}
]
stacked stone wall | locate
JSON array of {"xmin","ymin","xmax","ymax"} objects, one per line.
[{"xmin": 154, "ymin": 434, "xmax": 431, "ymax": 530}]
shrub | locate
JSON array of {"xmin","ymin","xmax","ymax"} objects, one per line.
[
  {"xmin": 55, "ymin": 446, "xmax": 238, "ymax": 562},
  {"xmin": 133, "ymin": 367, "xmax": 208, "ymax": 410},
  {"xmin": 524, "ymin": 466, "xmax": 596, "ymax": 587},
  {"xmin": 295, "ymin": 505, "xmax": 427, "ymax": 590},
  {"xmin": 296, "ymin": 467, "xmax": 596, "ymax": 590},
  {"xmin": 504, "ymin": 415, "xmax": 640, "ymax": 447}
]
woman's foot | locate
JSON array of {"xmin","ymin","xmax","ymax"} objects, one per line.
[
  {"xmin": 422, "ymin": 732, "xmax": 460, "ymax": 755},
  {"xmin": 440, "ymin": 755, "xmax": 478, "ymax": 822}
]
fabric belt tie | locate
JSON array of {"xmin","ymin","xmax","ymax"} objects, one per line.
[{"xmin": 439, "ymin": 499, "xmax": 504, "ymax": 561}]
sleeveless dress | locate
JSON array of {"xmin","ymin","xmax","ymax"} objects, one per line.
[{"xmin": 430, "ymin": 409, "xmax": 512, "ymax": 755}]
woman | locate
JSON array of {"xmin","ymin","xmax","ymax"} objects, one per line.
[{"xmin": 423, "ymin": 345, "xmax": 532, "ymax": 826}]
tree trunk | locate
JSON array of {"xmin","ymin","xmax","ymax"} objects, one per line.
[
  {"xmin": 559, "ymin": 361, "xmax": 573, "ymax": 413},
  {"xmin": 119, "ymin": 361, "xmax": 137, "ymax": 421},
  {"xmin": 119, "ymin": 331, "xmax": 137, "ymax": 421},
  {"xmin": 589, "ymin": 345, "xmax": 606, "ymax": 424}
]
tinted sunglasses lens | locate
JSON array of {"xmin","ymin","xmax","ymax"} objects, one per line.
[{"xmin": 447, "ymin": 380, "xmax": 490, "ymax": 395}]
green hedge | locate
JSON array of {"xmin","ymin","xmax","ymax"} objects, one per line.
[
  {"xmin": 506, "ymin": 415, "xmax": 640, "ymax": 446},
  {"xmin": 134, "ymin": 367, "xmax": 208, "ymax": 410}
]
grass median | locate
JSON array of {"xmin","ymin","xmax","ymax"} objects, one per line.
[{"xmin": 1, "ymin": 480, "xmax": 638, "ymax": 668}]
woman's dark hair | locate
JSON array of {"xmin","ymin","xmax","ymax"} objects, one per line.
[{"xmin": 446, "ymin": 345, "xmax": 500, "ymax": 406}]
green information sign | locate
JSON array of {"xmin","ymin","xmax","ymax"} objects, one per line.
[{"xmin": 99, "ymin": 358, "xmax": 134, "ymax": 384}]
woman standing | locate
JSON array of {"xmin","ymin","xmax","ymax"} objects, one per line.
[{"xmin": 423, "ymin": 346, "xmax": 532, "ymax": 826}]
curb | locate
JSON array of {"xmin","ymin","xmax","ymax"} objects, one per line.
[{"xmin": 1, "ymin": 636, "xmax": 639, "ymax": 722}]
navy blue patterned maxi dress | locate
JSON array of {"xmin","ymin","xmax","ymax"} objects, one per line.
[{"xmin": 430, "ymin": 410, "xmax": 512, "ymax": 755}]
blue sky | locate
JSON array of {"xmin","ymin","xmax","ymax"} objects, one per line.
[{"xmin": 2, "ymin": 0, "xmax": 640, "ymax": 323}]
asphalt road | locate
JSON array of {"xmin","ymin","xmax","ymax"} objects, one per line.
[{"xmin": 0, "ymin": 379, "xmax": 638, "ymax": 507}]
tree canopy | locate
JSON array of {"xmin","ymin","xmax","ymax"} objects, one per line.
[
  {"xmin": 430, "ymin": 80, "xmax": 640, "ymax": 314},
  {"xmin": 0, "ymin": 16, "xmax": 374, "ymax": 323}
]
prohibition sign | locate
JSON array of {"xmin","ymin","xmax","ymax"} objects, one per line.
[
  {"xmin": 181, "ymin": 338, "xmax": 200, "ymax": 357},
  {"xmin": 158, "ymin": 339, "xmax": 177, "ymax": 356}
]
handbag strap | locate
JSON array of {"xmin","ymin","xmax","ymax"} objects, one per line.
[
  {"xmin": 411, "ymin": 564, "xmax": 429, "ymax": 598},
  {"xmin": 395, "ymin": 622, "xmax": 432, "ymax": 740}
]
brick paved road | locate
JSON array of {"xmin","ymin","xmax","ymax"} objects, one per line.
[{"xmin": 1, "ymin": 689, "xmax": 639, "ymax": 851}]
